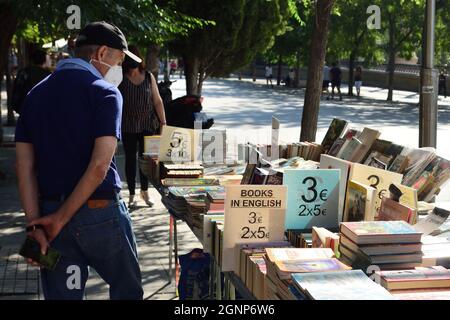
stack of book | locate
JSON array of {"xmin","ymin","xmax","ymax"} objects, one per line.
[
  {"xmin": 290, "ymin": 270, "xmax": 394, "ymax": 300},
  {"xmin": 206, "ymin": 189, "xmax": 225, "ymax": 213},
  {"xmin": 264, "ymin": 248, "xmax": 349, "ymax": 300},
  {"xmin": 240, "ymin": 157, "xmax": 318, "ymax": 186},
  {"xmin": 311, "ymin": 227, "xmax": 340, "ymax": 256},
  {"xmin": 241, "ymin": 142, "xmax": 324, "ymax": 163},
  {"xmin": 236, "ymin": 242, "xmax": 291, "ymax": 300},
  {"xmin": 161, "ymin": 177, "xmax": 220, "ymax": 187},
  {"xmin": 376, "ymin": 266, "xmax": 450, "ymax": 300},
  {"xmin": 160, "ymin": 163, "xmax": 204, "ymax": 179},
  {"xmin": 339, "ymin": 221, "xmax": 423, "ymax": 270},
  {"xmin": 162, "ymin": 185, "xmax": 224, "ymax": 222},
  {"xmin": 319, "ymin": 118, "xmax": 450, "ymax": 203},
  {"xmin": 286, "ymin": 230, "xmax": 312, "ymax": 248},
  {"xmin": 421, "ymin": 234, "xmax": 450, "ymax": 268}
]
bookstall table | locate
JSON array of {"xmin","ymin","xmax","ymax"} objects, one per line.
[{"xmin": 143, "ymin": 163, "xmax": 252, "ymax": 300}]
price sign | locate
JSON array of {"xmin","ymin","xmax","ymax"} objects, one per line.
[
  {"xmin": 222, "ymin": 185, "xmax": 287, "ymax": 272},
  {"xmin": 349, "ymin": 163, "xmax": 403, "ymax": 216},
  {"xmin": 284, "ymin": 169, "xmax": 340, "ymax": 230},
  {"xmin": 158, "ymin": 125, "xmax": 199, "ymax": 163}
]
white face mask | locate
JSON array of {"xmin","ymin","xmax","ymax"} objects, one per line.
[{"xmin": 91, "ymin": 59, "xmax": 123, "ymax": 87}]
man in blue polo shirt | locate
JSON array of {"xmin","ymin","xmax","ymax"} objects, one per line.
[{"xmin": 15, "ymin": 22, "xmax": 144, "ymax": 300}]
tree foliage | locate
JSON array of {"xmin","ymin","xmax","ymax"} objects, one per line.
[{"xmin": 169, "ymin": 0, "xmax": 296, "ymax": 95}]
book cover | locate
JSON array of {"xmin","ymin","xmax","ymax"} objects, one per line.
[
  {"xmin": 291, "ymin": 270, "xmax": 394, "ymax": 300},
  {"xmin": 265, "ymin": 169, "xmax": 283, "ymax": 185},
  {"xmin": 377, "ymin": 267, "xmax": 450, "ymax": 291},
  {"xmin": 266, "ymin": 248, "xmax": 334, "ymax": 262},
  {"xmin": 343, "ymin": 180, "xmax": 376, "ymax": 222},
  {"xmin": 339, "ymin": 234, "xmax": 422, "ymax": 256},
  {"xmin": 389, "ymin": 155, "xmax": 409, "ymax": 173},
  {"xmin": 339, "ymin": 137, "xmax": 363, "ymax": 161},
  {"xmin": 340, "ymin": 221, "xmax": 422, "ymax": 245},
  {"xmin": 328, "ymin": 138, "xmax": 346, "ymax": 157},
  {"xmin": 250, "ymin": 167, "xmax": 270, "ymax": 185},
  {"xmin": 319, "ymin": 154, "xmax": 353, "ymax": 222},
  {"xmin": 284, "ymin": 169, "xmax": 340, "ymax": 231},
  {"xmin": 275, "ymin": 258, "xmax": 350, "ymax": 274},
  {"xmin": 393, "ymin": 183, "xmax": 418, "ymax": 210},
  {"xmin": 335, "ymin": 129, "xmax": 359, "ymax": 158},
  {"xmin": 168, "ymin": 186, "xmax": 224, "ymax": 198},
  {"xmin": 241, "ymin": 163, "xmax": 256, "ymax": 185},
  {"xmin": 320, "ymin": 118, "xmax": 349, "ymax": 154},
  {"xmin": 350, "ymin": 127, "xmax": 381, "ymax": 163},
  {"xmin": 144, "ymin": 135, "xmax": 161, "ymax": 156},
  {"xmin": 378, "ymin": 197, "xmax": 417, "ymax": 224}
]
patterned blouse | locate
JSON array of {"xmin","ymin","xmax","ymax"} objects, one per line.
[{"xmin": 119, "ymin": 71, "xmax": 157, "ymax": 134}]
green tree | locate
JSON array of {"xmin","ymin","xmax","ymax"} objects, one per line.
[
  {"xmin": 0, "ymin": 0, "xmax": 204, "ymax": 141},
  {"xmin": 375, "ymin": 0, "xmax": 424, "ymax": 101},
  {"xmin": 327, "ymin": 0, "xmax": 384, "ymax": 96},
  {"xmin": 169, "ymin": 0, "xmax": 294, "ymax": 95}
]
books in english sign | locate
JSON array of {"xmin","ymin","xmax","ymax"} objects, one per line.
[
  {"xmin": 222, "ymin": 185, "xmax": 287, "ymax": 272},
  {"xmin": 284, "ymin": 169, "xmax": 340, "ymax": 231}
]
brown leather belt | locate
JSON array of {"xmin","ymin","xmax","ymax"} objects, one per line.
[{"xmin": 40, "ymin": 192, "xmax": 121, "ymax": 210}]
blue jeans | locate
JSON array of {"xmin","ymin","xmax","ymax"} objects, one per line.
[{"xmin": 39, "ymin": 198, "xmax": 143, "ymax": 300}]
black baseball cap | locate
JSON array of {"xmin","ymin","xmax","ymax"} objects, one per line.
[{"xmin": 75, "ymin": 21, "xmax": 142, "ymax": 63}]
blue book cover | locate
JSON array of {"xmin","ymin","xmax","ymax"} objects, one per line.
[
  {"xmin": 284, "ymin": 169, "xmax": 340, "ymax": 230},
  {"xmin": 291, "ymin": 270, "xmax": 395, "ymax": 300}
]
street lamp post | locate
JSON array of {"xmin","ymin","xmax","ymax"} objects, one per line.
[{"xmin": 419, "ymin": 0, "xmax": 438, "ymax": 148}]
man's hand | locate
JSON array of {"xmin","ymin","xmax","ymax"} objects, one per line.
[
  {"xmin": 26, "ymin": 228, "xmax": 48, "ymax": 267},
  {"xmin": 27, "ymin": 213, "xmax": 66, "ymax": 243}
]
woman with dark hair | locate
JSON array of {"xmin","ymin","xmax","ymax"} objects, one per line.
[{"xmin": 119, "ymin": 45, "xmax": 167, "ymax": 209}]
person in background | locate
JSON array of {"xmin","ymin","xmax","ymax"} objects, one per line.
[
  {"xmin": 286, "ymin": 68, "xmax": 295, "ymax": 87},
  {"xmin": 265, "ymin": 64, "xmax": 273, "ymax": 88},
  {"xmin": 328, "ymin": 62, "xmax": 343, "ymax": 101},
  {"xmin": 169, "ymin": 60, "xmax": 177, "ymax": 77},
  {"xmin": 439, "ymin": 70, "xmax": 447, "ymax": 98},
  {"xmin": 322, "ymin": 64, "xmax": 330, "ymax": 95},
  {"xmin": 11, "ymin": 49, "xmax": 51, "ymax": 115},
  {"xmin": 119, "ymin": 45, "xmax": 166, "ymax": 209},
  {"xmin": 354, "ymin": 66, "xmax": 363, "ymax": 97},
  {"xmin": 178, "ymin": 58, "xmax": 184, "ymax": 79}
]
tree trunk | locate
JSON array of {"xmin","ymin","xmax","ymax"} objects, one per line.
[
  {"xmin": 146, "ymin": 43, "xmax": 161, "ymax": 80},
  {"xmin": 277, "ymin": 54, "xmax": 283, "ymax": 86},
  {"xmin": 300, "ymin": 0, "xmax": 335, "ymax": 142},
  {"xmin": 387, "ymin": 15, "xmax": 396, "ymax": 102},
  {"xmin": 295, "ymin": 50, "xmax": 301, "ymax": 88},
  {"xmin": 347, "ymin": 51, "xmax": 356, "ymax": 96},
  {"xmin": 197, "ymin": 66, "xmax": 206, "ymax": 96},
  {"xmin": 0, "ymin": 75, "xmax": 3, "ymax": 147},
  {"xmin": 5, "ymin": 51, "xmax": 15, "ymax": 126},
  {"xmin": 0, "ymin": 3, "xmax": 18, "ymax": 143},
  {"xmin": 252, "ymin": 60, "xmax": 256, "ymax": 82},
  {"xmin": 184, "ymin": 55, "xmax": 199, "ymax": 95}
]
